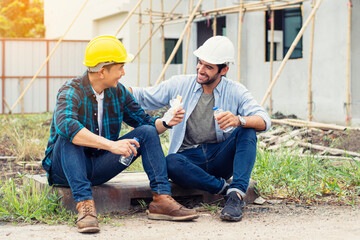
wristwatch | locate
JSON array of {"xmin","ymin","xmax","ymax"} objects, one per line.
[
  {"xmin": 162, "ymin": 120, "xmax": 173, "ymax": 129},
  {"xmin": 238, "ymin": 115, "xmax": 246, "ymax": 127}
]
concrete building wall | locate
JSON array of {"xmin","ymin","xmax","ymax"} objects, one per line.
[
  {"xmin": 242, "ymin": 1, "xmax": 352, "ymax": 125},
  {"xmin": 40, "ymin": 1, "xmax": 359, "ymax": 126},
  {"xmin": 351, "ymin": 0, "xmax": 360, "ymax": 125}
]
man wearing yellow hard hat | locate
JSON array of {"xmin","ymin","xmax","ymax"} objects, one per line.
[{"xmin": 42, "ymin": 35, "xmax": 198, "ymax": 234}]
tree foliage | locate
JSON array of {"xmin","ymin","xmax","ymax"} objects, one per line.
[{"xmin": 0, "ymin": 0, "xmax": 45, "ymax": 38}]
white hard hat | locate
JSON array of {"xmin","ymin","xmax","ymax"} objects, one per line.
[{"xmin": 193, "ymin": 36, "xmax": 235, "ymax": 64}]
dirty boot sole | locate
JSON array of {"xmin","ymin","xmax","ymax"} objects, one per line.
[
  {"xmin": 220, "ymin": 213, "xmax": 242, "ymax": 222},
  {"xmin": 77, "ymin": 226, "xmax": 100, "ymax": 233},
  {"xmin": 146, "ymin": 210, "xmax": 199, "ymax": 221}
]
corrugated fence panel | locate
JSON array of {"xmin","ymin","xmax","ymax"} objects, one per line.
[
  {"xmin": 5, "ymin": 41, "xmax": 47, "ymax": 76},
  {"xmin": 49, "ymin": 41, "xmax": 87, "ymax": 76},
  {"xmin": 1, "ymin": 39, "xmax": 89, "ymax": 113}
]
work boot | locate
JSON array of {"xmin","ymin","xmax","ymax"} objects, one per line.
[
  {"xmin": 220, "ymin": 191, "xmax": 245, "ymax": 222},
  {"xmin": 76, "ymin": 199, "xmax": 100, "ymax": 233},
  {"xmin": 147, "ymin": 193, "xmax": 199, "ymax": 221}
]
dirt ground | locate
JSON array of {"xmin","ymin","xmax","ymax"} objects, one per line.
[
  {"xmin": 1, "ymin": 203, "xmax": 360, "ymax": 240},
  {"xmin": 1, "ymin": 124, "xmax": 360, "ymax": 239}
]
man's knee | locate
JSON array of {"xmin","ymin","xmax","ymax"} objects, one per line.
[
  {"xmin": 136, "ymin": 124, "xmax": 158, "ymax": 138},
  {"xmin": 235, "ymin": 127, "xmax": 257, "ymax": 141}
]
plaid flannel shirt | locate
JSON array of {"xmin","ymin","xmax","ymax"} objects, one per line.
[{"xmin": 42, "ymin": 71, "xmax": 156, "ymax": 172}]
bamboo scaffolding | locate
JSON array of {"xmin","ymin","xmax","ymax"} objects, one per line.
[
  {"xmin": 161, "ymin": 0, "xmax": 165, "ymax": 80},
  {"xmin": 260, "ymin": 0, "xmax": 324, "ymax": 106},
  {"xmin": 9, "ymin": 0, "xmax": 89, "ymax": 113},
  {"xmin": 137, "ymin": 5, "xmax": 141, "ymax": 87},
  {"xmin": 308, "ymin": 0, "xmax": 316, "ymax": 121},
  {"xmin": 237, "ymin": 0, "xmax": 244, "ymax": 82},
  {"xmin": 115, "ymin": 0, "xmax": 145, "ymax": 36},
  {"xmin": 132, "ymin": 0, "xmax": 182, "ymax": 60},
  {"xmin": 154, "ymin": 0, "xmax": 204, "ymax": 86},
  {"xmin": 148, "ymin": 0, "xmax": 152, "ymax": 86},
  {"xmin": 146, "ymin": 2, "xmax": 304, "ymax": 25},
  {"xmin": 269, "ymin": 8, "xmax": 275, "ymax": 115},
  {"xmin": 213, "ymin": 0, "xmax": 217, "ymax": 36},
  {"xmin": 183, "ymin": 0, "xmax": 194, "ymax": 74},
  {"xmin": 346, "ymin": 0, "xmax": 352, "ymax": 126}
]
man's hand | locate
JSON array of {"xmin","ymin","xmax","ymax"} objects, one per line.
[
  {"xmin": 108, "ymin": 138, "xmax": 140, "ymax": 157},
  {"xmin": 167, "ymin": 107, "xmax": 185, "ymax": 127},
  {"xmin": 215, "ymin": 111, "xmax": 240, "ymax": 130}
]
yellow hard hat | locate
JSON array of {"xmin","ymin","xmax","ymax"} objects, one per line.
[{"xmin": 83, "ymin": 35, "xmax": 134, "ymax": 67}]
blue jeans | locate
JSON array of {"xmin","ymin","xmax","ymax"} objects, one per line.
[
  {"xmin": 166, "ymin": 127, "xmax": 257, "ymax": 197},
  {"xmin": 49, "ymin": 125, "xmax": 171, "ymax": 202}
]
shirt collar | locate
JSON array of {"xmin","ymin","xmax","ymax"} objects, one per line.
[{"xmin": 83, "ymin": 70, "xmax": 112, "ymax": 99}]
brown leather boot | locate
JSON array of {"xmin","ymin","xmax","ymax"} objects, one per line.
[
  {"xmin": 76, "ymin": 199, "xmax": 100, "ymax": 233},
  {"xmin": 147, "ymin": 193, "xmax": 199, "ymax": 221}
]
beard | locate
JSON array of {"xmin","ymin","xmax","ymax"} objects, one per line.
[{"xmin": 196, "ymin": 72, "xmax": 220, "ymax": 85}]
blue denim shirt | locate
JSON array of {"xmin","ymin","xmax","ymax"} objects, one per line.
[{"xmin": 132, "ymin": 74, "xmax": 271, "ymax": 154}]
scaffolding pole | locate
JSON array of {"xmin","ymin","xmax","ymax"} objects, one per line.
[
  {"xmin": 346, "ymin": 0, "xmax": 352, "ymax": 125},
  {"xmin": 137, "ymin": 5, "xmax": 142, "ymax": 87},
  {"xmin": 269, "ymin": 8, "xmax": 275, "ymax": 116},
  {"xmin": 148, "ymin": 0, "xmax": 153, "ymax": 86},
  {"xmin": 308, "ymin": 0, "xmax": 316, "ymax": 121},
  {"xmin": 132, "ymin": 0, "xmax": 182, "ymax": 60},
  {"xmin": 183, "ymin": 0, "xmax": 194, "ymax": 74},
  {"xmin": 155, "ymin": 0, "xmax": 204, "ymax": 85},
  {"xmin": 237, "ymin": 0, "xmax": 244, "ymax": 82}
]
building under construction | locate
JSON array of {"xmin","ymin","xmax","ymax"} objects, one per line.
[{"xmin": 1, "ymin": 0, "xmax": 359, "ymax": 127}]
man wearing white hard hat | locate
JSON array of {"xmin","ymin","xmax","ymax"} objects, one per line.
[
  {"xmin": 130, "ymin": 36, "xmax": 271, "ymax": 221},
  {"xmin": 42, "ymin": 35, "xmax": 198, "ymax": 234}
]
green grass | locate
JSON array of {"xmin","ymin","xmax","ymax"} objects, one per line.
[
  {"xmin": 1, "ymin": 113, "xmax": 360, "ymax": 224},
  {"xmin": 252, "ymin": 147, "xmax": 360, "ymax": 204},
  {"xmin": 0, "ymin": 173, "xmax": 74, "ymax": 224}
]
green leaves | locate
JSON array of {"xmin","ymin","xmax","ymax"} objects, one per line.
[{"xmin": 0, "ymin": 0, "xmax": 44, "ymax": 38}]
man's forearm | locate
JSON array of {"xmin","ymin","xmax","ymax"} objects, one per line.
[
  {"xmin": 242, "ymin": 115, "xmax": 266, "ymax": 131},
  {"xmin": 72, "ymin": 128, "xmax": 112, "ymax": 151}
]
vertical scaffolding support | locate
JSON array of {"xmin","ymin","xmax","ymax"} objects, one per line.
[
  {"xmin": 237, "ymin": 0, "xmax": 244, "ymax": 82},
  {"xmin": 346, "ymin": 0, "xmax": 352, "ymax": 126},
  {"xmin": 137, "ymin": 5, "xmax": 142, "ymax": 87},
  {"xmin": 183, "ymin": 0, "xmax": 194, "ymax": 74},
  {"xmin": 213, "ymin": 0, "xmax": 217, "ymax": 36},
  {"xmin": 269, "ymin": 8, "xmax": 275, "ymax": 116},
  {"xmin": 161, "ymin": 0, "xmax": 165, "ymax": 80},
  {"xmin": 155, "ymin": 0, "xmax": 204, "ymax": 85},
  {"xmin": 148, "ymin": 0, "xmax": 153, "ymax": 86},
  {"xmin": 308, "ymin": 0, "xmax": 316, "ymax": 121}
]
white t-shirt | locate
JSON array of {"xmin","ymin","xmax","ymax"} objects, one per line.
[{"xmin": 91, "ymin": 87, "xmax": 104, "ymax": 136}]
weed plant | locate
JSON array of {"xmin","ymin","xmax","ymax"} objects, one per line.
[
  {"xmin": 0, "ymin": 173, "xmax": 74, "ymax": 224},
  {"xmin": 253, "ymin": 147, "xmax": 360, "ymax": 204}
]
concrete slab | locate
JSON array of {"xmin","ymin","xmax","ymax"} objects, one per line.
[{"xmin": 28, "ymin": 172, "xmax": 258, "ymax": 213}]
